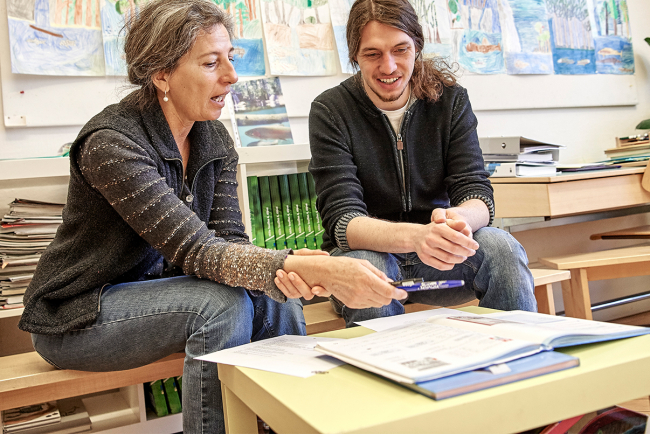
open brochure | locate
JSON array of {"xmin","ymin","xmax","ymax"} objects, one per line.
[
  {"xmin": 427, "ymin": 310, "xmax": 650, "ymax": 349},
  {"xmin": 315, "ymin": 321, "xmax": 544, "ymax": 384}
]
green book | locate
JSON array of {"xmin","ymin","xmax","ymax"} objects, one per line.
[
  {"xmin": 288, "ymin": 173, "xmax": 306, "ymax": 249},
  {"xmin": 176, "ymin": 376, "xmax": 182, "ymax": 394},
  {"xmin": 147, "ymin": 379, "xmax": 169, "ymax": 417},
  {"xmin": 247, "ymin": 176, "xmax": 266, "ymax": 248},
  {"xmin": 307, "ymin": 173, "xmax": 324, "ymax": 249},
  {"xmin": 258, "ymin": 176, "xmax": 277, "ymax": 250},
  {"xmin": 163, "ymin": 377, "xmax": 182, "ymax": 414},
  {"xmin": 297, "ymin": 172, "xmax": 315, "ymax": 250},
  {"xmin": 268, "ymin": 176, "xmax": 286, "ymax": 249},
  {"xmin": 278, "ymin": 174, "xmax": 296, "ymax": 250}
]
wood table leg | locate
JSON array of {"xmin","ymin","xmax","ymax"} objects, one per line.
[
  {"xmin": 561, "ymin": 268, "xmax": 593, "ymax": 320},
  {"xmin": 534, "ymin": 283, "xmax": 556, "ymax": 315},
  {"xmin": 222, "ymin": 382, "xmax": 259, "ymax": 434}
]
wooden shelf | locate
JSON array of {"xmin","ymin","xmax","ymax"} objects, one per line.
[
  {"xmin": 236, "ymin": 144, "xmax": 310, "ymax": 164},
  {"xmin": 0, "ymin": 308, "xmax": 23, "ymax": 319},
  {"xmin": 0, "ymin": 157, "xmax": 70, "ymax": 181}
]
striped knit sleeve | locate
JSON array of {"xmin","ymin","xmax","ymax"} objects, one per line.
[{"xmin": 78, "ymin": 130, "xmax": 290, "ymax": 302}]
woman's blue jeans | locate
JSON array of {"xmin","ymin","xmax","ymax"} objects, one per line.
[
  {"xmin": 31, "ymin": 275, "xmax": 305, "ymax": 434},
  {"xmin": 330, "ymin": 226, "xmax": 537, "ymax": 327}
]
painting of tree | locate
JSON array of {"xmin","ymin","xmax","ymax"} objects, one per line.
[{"xmin": 545, "ymin": 0, "xmax": 593, "ymax": 49}]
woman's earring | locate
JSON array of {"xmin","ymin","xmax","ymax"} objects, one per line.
[{"xmin": 163, "ymin": 90, "xmax": 169, "ymax": 102}]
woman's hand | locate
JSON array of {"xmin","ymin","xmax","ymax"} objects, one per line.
[
  {"xmin": 281, "ymin": 255, "xmax": 407, "ymax": 308},
  {"xmin": 275, "ymin": 249, "xmax": 330, "ymax": 299}
]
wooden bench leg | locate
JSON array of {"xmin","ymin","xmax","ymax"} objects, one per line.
[
  {"xmin": 561, "ymin": 268, "xmax": 593, "ymax": 320},
  {"xmin": 534, "ymin": 283, "xmax": 555, "ymax": 315}
]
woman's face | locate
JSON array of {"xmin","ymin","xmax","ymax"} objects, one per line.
[{"xmin": 162, "ymin": 24, "xmax": 238, "ymax": 124}]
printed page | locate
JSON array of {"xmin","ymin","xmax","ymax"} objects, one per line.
[
  {"xmin": 356, "ymin": 308, "xmax": 478, "ymax": 332},
  {"xmin": 315, "ymin": 322, "xmax": 541, "ymax": 384},
  {"xmin": 428, "ymin": 310, "xmax": 649, "ymax": 347},
  {"xmin": 196, "ymin": 335, "xmax": 345, "ymax": 378}
]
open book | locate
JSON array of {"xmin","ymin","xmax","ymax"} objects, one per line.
[
  {"xmin": 426, "ymin": 310, "xmax": 650, "ymax": 349},
  {"xmin": 315, "ymin": 310, "xmax": 649, "ymax": 385}
]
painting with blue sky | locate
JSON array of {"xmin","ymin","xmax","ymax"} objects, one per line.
[
  {"xmin": 503, "ymin": 0, "xmax": 554, "ymax": 74},
  {"xmin": 456, "ymin": 0, "xmax": 505, "ymax": 74},
  {"xmin": 7, "ymin": 0, "xmax": 105, "ymax": 75},
  {"xmin": 329, "ymin": 0, "xmax": 354, "ymax": 74}
]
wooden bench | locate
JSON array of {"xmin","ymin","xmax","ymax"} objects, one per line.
[{"xmin": 539, "ymin": 245, "xmax": 650, "ymax": 320}]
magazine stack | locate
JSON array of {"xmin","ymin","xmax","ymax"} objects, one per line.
[{"xmin": 0, "ymin": 199, "xmax": 64, "ymax": 310}]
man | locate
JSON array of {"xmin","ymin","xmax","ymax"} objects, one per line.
[{"xmin": 308, "ymin": 0, "xmax": 536, "ymax": 327}]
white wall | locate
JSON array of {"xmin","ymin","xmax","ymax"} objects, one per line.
[{"xmin": 0, "ymin": 0, "xmax": 649, "ymax": 320}]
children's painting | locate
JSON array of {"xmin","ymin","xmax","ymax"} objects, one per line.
[
  {"xmin": 410, "ymin": 0, "xmax": 452, "ymax": 61},
  {"xmin": 261, "ymin": 0, "xmax": 338, "ymax": 75},
  {"xmin": 546, "ymin": 0, "xmax": 596, "ymax": 74},
  {"xmin": 7, "ymin": 0, "xmax": 105, "ymax": 75},
  {"xmin": 455, "ymin": 0, "xmax": 506, "ymax": 74},
  {"xmin": 589, "ymin": 0, "xmax": 633, "ymax": 74},
  {"xmin": 100, "ymin": 0, "xmax": 150, "ymax": 76},
  {"xmin": 502, "ymin": 0, "xmax": 553, "ymax": 74},
  {"xmin": 229, "ymin": 77, "xmax": 294, "ymax": 147},
  {"xmin": 216, "ymin": 0, "xmax": 266, "ymax": 76},
  {"xmin": 329, "ymin": 0, "xmax": 354, "ymax": 74}
]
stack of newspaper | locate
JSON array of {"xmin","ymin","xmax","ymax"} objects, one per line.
[
  {"xmin": 0, "ymin": 199, "xmax": 64, "ymax": 309},
  {"xmin": 1, "ymin": 398, "xmax": 91, "ymax": 434}
]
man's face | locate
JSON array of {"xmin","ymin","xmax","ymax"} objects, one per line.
[{"xmin": 355, "ymin": 20, "xmax": 416, "ymax": 111}]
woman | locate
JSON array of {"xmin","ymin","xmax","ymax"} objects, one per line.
[{"xmin": 18, "ymin": 0, "xmax": 406, "ymax": 432}]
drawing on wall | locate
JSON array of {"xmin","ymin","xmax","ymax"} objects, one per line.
[
  {"xmin": 100, "ymin": 0, "xmax": 150, "ymax": 76},
  {"xmin": 261, "ymin": 0, "xmax": 338, "ymax": 75},
  {"xmin": 502, "ymin": 0, "xmax": 553, "ymax": 74},
  {"xmin": 229, "ymin": 77, "xmax": 294, "ymax": 146},
  {"xmin": 589, "ymin": 0, "xmax": 633, "ymax": 74},
  {"xmin": 329, "ymin": 0, "xmax": 354, "ymax": 74},
  {"xmin": 7, "ymin": 0, "xmax": 105, "ymax": 75},
  {"xmin": 410, "ymin": 0, "xmax": 452, "ymax": 61},
  {"xmin": 215, "ymin": 0, "xmax": 266, "ymax": 76},
  {"xmin": 456, "ymin": 0, "xmax": 506, "ymax": 74},
  {"xmin": 546, "ymin": 0, "xmax": 596, "ymax": 74}
]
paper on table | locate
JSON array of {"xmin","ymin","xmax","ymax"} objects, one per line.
[
  {"xmin": 196, "ymin": 335, "xmax": 345, "ymax": 378},
  {"xmin": 355, "ymin": 308, "xmax": 479, "ymax": 332}
]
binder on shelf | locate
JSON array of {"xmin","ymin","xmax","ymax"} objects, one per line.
[
  {"xmin": 278, "ymin": 175, "xmax": 297, "ymax": 250},
  {"xmin": 297, "ymin": 173, "xmax": 315, "ymax": 250},
  {"xmin": 288, "ymin": 174, "xmax": 307, "ymax": 249},
  {"xmin": 268, "ymin": 176, "xmax": 286, "ymax": 250},
  {"xmin": 485, "ymin": 162, "xmax": 558, "ymax": 178},
  {"xmin": 479, "ymin": 136, "xmax": 563, "ymax": 162},
  {"xmin": 258, "ymin": 177, "xmax": 277, "ymax": 250},
  {"xmin": 146, "ymin": 379, "xmax": 169, "ymax": 418},
  {"xmin": 306, "ymin": 173, "xmax": 324, "ymax": 249},
  {"xmin": 163, "ymin": 377, "xmax": 182, "ymax": 414},
  {"xmin": 246, "ymin": 176, "xmax": 266, "ymax": 248}
]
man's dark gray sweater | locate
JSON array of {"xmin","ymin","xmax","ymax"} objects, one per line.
[{"xmin": 308, "ymin": 74, "xmax": 494, "ymax": 252}]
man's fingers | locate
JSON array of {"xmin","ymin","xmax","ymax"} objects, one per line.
[
  {"xmin": 431, "ymin": 208, "xmax": 447, "ymax": 223},
  {"xmin": 294, "ymin": 248, "xmax": 330, "ymax": 257},
  {"xmin": 287, "ymin": 272, "xmax": 315, "ymax": 299},
  {"xmin": 274, "ymin": 276, "xmax": 301, "ymax": 298}
]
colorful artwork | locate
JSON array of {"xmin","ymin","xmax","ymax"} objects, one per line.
[
  {"xmin": 502, "ymin": 0, "xmax": 554, "ymax": 74},
  {"xmin": 229, "ymin": 77, "xmax": 294, "ymax": 147},
  {"xmin": 410, "ymin": 0, "xmax": 452, "ymax": 61},
  {"xmin": 589, "ymin": 0, "xmax": 633, "ymax": 74},
  {"xmin": 456, "ymin": 0, "xmax": 506, "ymax": 74},
  {"xmin": 329, "ymin": 0, "xmax": 354, "ymax": 74},
  {"xmin": 7, "ymin": 0, "xmax": 105, "ymax": 75},
  {"xmin": 546, "ymin": 0, "xmax": 596, "ymax": 74},
  {"xmin": 215, "ymin": 0, "xmax": 266, "ymax": 76},
  {"xmin": 261, "ymin": 0, "xmax": 338, "ymax": 75},
  {"xmin": 100, "ymin": 0, "xmax": 150, "ymax": 76}
]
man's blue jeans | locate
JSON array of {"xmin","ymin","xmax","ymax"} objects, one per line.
[
  {"xmin": 30, "ymin": 276, "xmax": 305, "ymax": 434},
  {"xmin": 331, "ymin": 226, "xmax": 537, "ymax": 327}
]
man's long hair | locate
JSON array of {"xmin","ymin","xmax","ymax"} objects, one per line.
[{"xmin": 346, "ymin": 0, "xmax": 457, "ymax": 102}]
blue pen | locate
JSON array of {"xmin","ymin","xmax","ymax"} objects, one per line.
[{"xmin": 390, "ymin": 278, "xmax": 465, "ymax": 292}]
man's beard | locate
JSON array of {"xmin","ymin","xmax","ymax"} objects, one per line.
[{"xmin": 367, "ymin": 78, "xmax": 409, "ymax": 103}]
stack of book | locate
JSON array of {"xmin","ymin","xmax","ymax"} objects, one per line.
[
  {"xmin": 0, "ymin": 199, "xmax": 63, "ymax": 310},
  {"xmin": 480, "ymin": 136, "xmax": 562, "ymax": 177},
  {"xmin": 145, "ymin": 376, "xmax": 183, "ymax": 418},
  {"xmin": 605, "ymin": 133, "xmax": 650, "ymax": 165},
  {"xmin": 247, "ymin": 172, "xmax": 324, "ymax": 250},
  {"xmin": 2, "ymin": 398, "xmax": 91, "ymax": 434}
]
